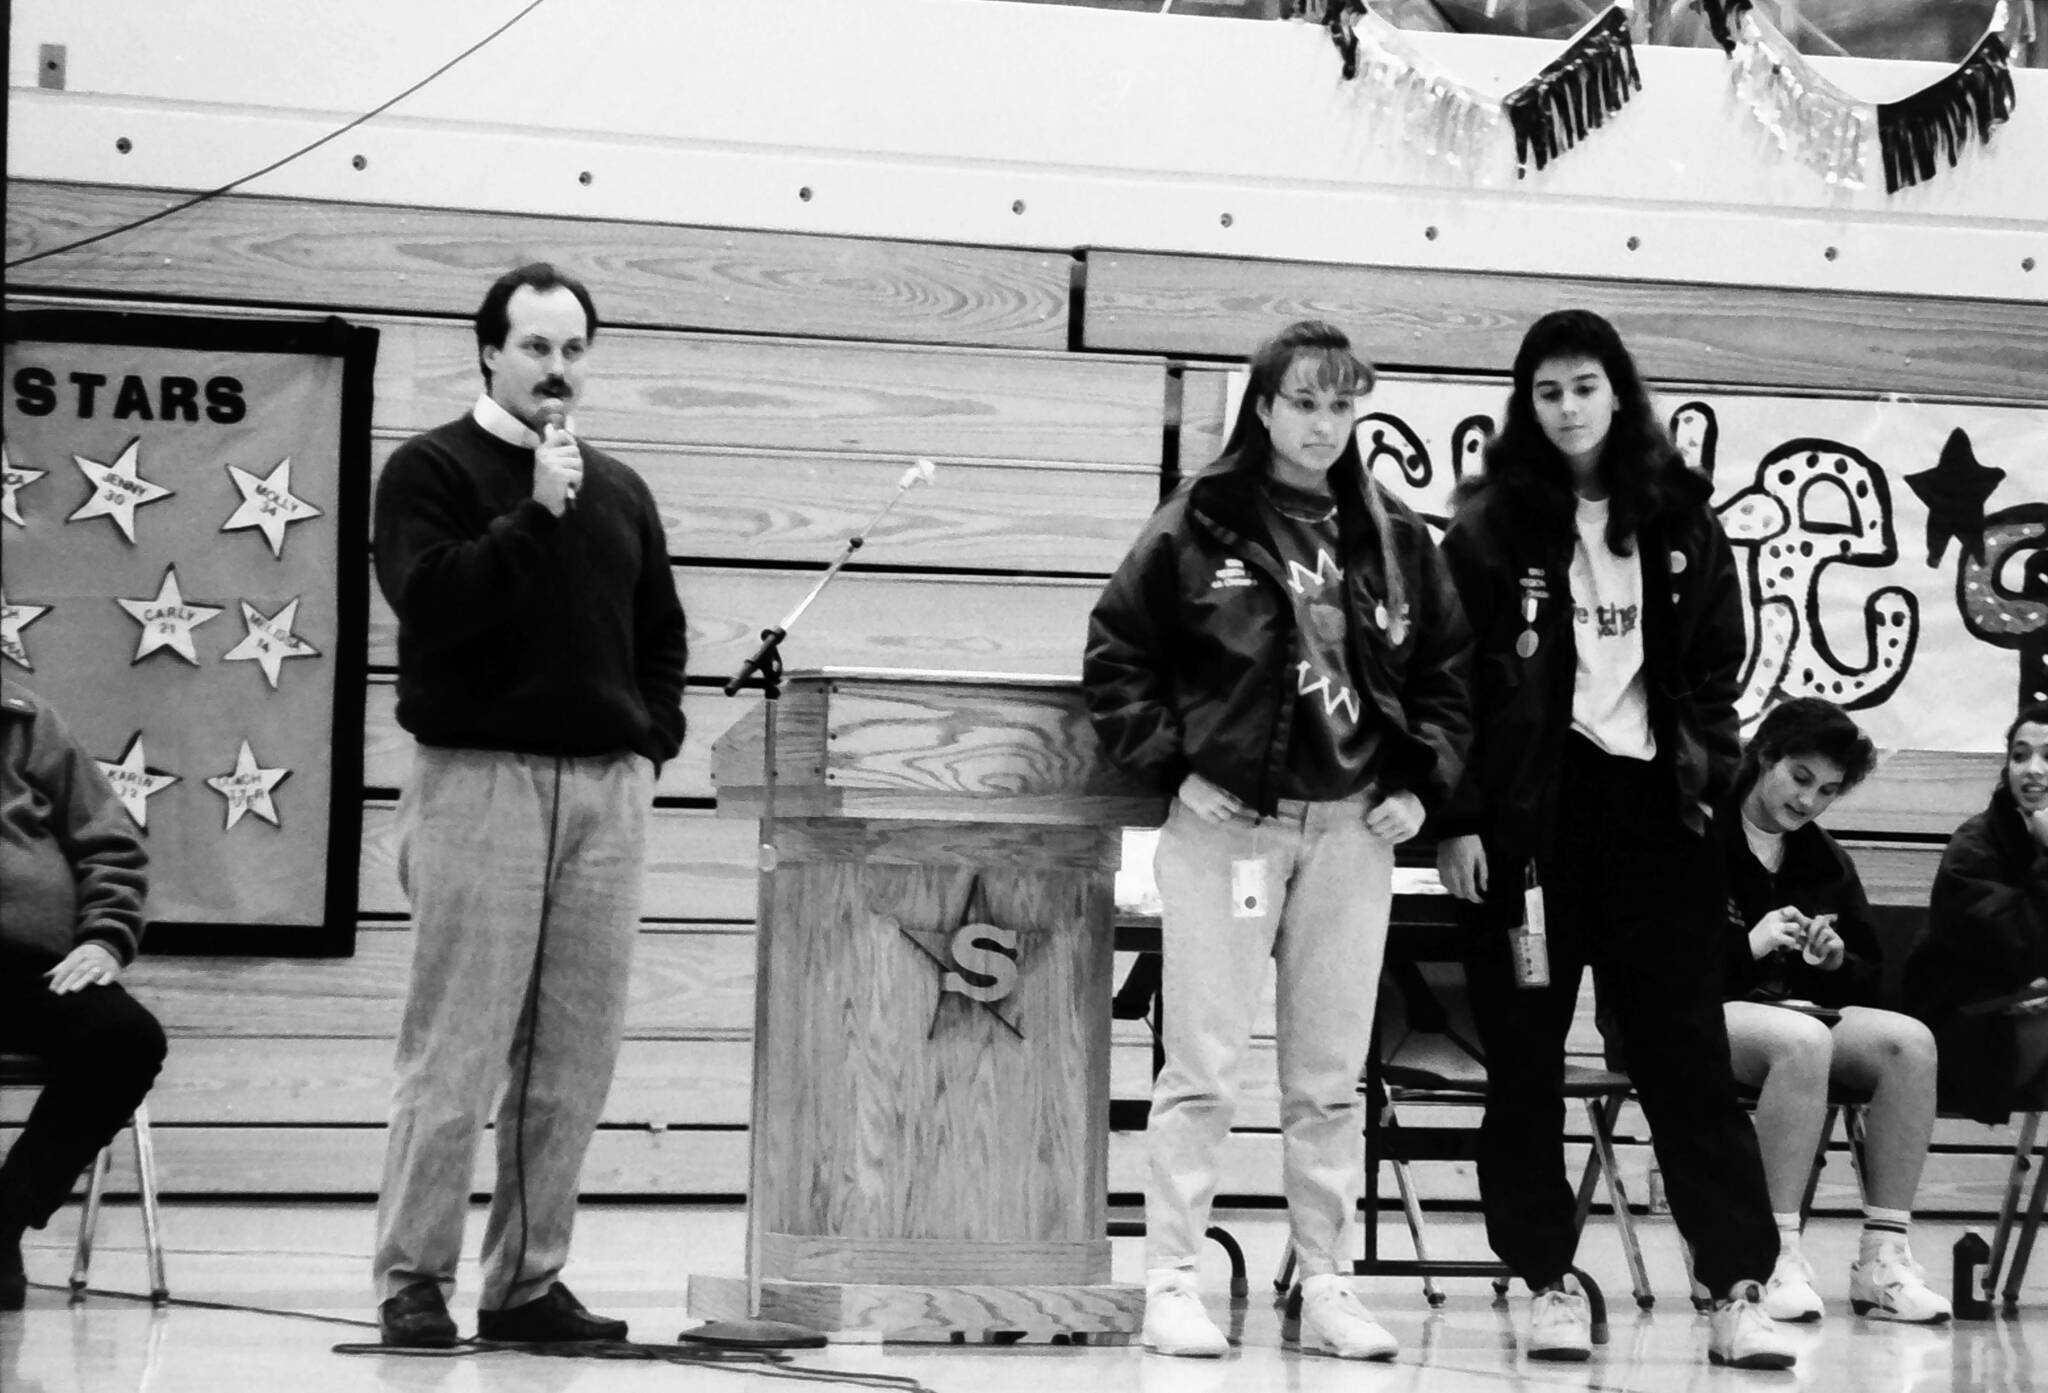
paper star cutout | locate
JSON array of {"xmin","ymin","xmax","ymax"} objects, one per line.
[
  {"xmin": 67, "ymin": 438, "xmax": 174, "ymax": 544},
  {"xmin": 95, "ymin": 732, "xmax": 180, "ymax": 830},
  {"xmin": 1906, "ymin": 427, "xmax": 2006, "ymax": 568},
  {"xmin": 222, "ymin": 458, "xmax": 322, "ymax": 557},
  {"xmin": 2, "ymin": 444, "xmax": 46, "ymax": 527},
  {"xmin": 1, "ymin": 594, "xmax": 52, "ymax": 670},
  {"xmin": 222, "ymin": 597, "xmax": 321, "ymax": 688},
  {"xmin": 205, "ymin": 739, "xmax": 289, "ymax": 830},
  {"xmin": 115, "ymin": 566, "xmax": 225, "ymax": 665}
]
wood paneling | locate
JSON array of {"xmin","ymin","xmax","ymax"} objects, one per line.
[
  {"xmin": 7, "ymin": 180, "xmax": 1074, "ymax": 350},
  {"xmin": 368, "ymin": 565, "xmax": 1101, "ymax": 680},
  {"xmin": 366, "ymin": 436, "xmax": 1155, "ymax": 573},
  {"xmin": 369, "ymin": 320, "xmax": 1164, "ymax": 466},
  {"xmin": 15, "ymin": 1121, "xmax": 2026, "ymax": 1217},
  {"xmin": 1084, "ymin": 252, "xmax": 2048, "ymax": 400},
  {"xmin": 0, "ymin": 1037, "xmax": 757, "ymax": 1129},
  {"xmin": 1825, "ymin": 750, "xmax": 2001, "ymax": 838},
  {"xmin": 1179, "ymin": 368, "xmax": 1232, "ymax": 476},
  {"xmin": 359, "ymin": 802, "xmax": 760, "ymax": 921},
  {"xmin": 127, "ymin": 926, "xmax": 760, "ymax": 1038},
  {"xmin": 362, "ymin": 676, "xmax": 753, "ymax": 800}
]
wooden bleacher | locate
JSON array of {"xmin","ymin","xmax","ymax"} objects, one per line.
[{"xmin": 3, "ymin": 176, "xmax": 2037, "ymax": 1218}]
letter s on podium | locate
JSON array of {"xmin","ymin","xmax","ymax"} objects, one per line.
[{"xmin": 941, "ymin": 923, "xmax": 1020, "ymax": 1004}]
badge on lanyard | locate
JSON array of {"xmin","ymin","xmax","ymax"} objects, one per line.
[{"xmin": 1231, "ymin": 857, "xmax": 1268, "ymax": 919}]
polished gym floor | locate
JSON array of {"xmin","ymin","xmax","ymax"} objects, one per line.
[{"xmin": 2, "ymin": 1200, "xmax": 2039, "ymax": 1392}]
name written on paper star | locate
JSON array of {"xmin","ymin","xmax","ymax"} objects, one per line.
[
  {"xmin": 2, "ymin": 444, "xmax": 47, "ymax": 527},
  {"xmin": 1, "ymin": 594, "xmax": 53, "ymax": 670},
  {"xmin": 205, "ymin": 740, "xmax": 289, "ymax": 830},
  {"xmin": 222, "ymin": 458, "xmax": 322, "ymax": 557},
  {"xmin": 96, "ymin": 732, "xmax": 180, "ymax": 830},
  {"xmin": 68, "ymin": 438, "xmax": 174, "ymax": 544},
  {"xmin": 115, "ymin": 566, "xmax": 225, "ymax": 666},
  {"xmin": 222, "ymin": 597, "xmax": 320, "ymax": 688}
]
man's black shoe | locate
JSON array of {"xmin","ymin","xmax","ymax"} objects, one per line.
[
  {"xmin": 378, "ymin": 1278, "xmax": 459, "ymax": 1348},
  {"xmin": 477, "ymin": 1281, "xmax": 628, "ymax": 1343}
]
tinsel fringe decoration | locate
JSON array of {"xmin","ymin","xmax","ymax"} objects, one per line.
[
  {"xmin": 1501, "ymin": 7, "xmax": 1642, "ymax": 177},
  {"xmin": 1709, "ymin": 0, "xmax": 2018, "ymax": 194},
  {"xmin": 1876, "ymin": 23, "xmax": 2018, "ymax": 193},
  {"xmin": 1299, "ymin": 1, "xmax": 1503, "ymax": 169},
  {"xmin": 1726, "ymin": 7, "xmax": 1870, "ymax": 188},
  {"xmin": 1701, "ymin": 0, "xmax": 1750, "ymax": 54}
]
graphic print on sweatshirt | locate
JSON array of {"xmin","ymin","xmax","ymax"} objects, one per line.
[{"xmin": 1569, "ymin": 495, "xmax": 1656, "ymax": 759}]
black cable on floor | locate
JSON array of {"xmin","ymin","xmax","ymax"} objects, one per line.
[{"xmin": 34, "ymin": 1280, "xmax": 939, "ymax": 1391}]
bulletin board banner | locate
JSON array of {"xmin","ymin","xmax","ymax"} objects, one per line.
[
  {"xmin": 1224, "ymin": 369, "xmax": 2048, "ymax": 755},
  {"xmin": 1, "ymin": 310, "xmax": 377, "ymax": 955}
]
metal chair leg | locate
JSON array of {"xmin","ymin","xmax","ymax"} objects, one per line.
[
  {"xmin": 1584, "ymin": 1097, "xmax": 1653, "ymax": 1309},
  {"xmin": 1389, "ymin": 1158, "xmax": 1445, "ymax": 1307},
  {"xmin": 132, "ymin": 1106, "xmax": 168, "ymax": 1304},
  {"xmin": 1273, "ymin": 1245, "xmax": 1296, "ymax": 1296},
  {"xmin": 69, "ymin": 1145, "xmax": 112, "ymax": 1295},
  {"xmin": 1986, "ymin": 1111, "xmax": 2042, "ymax": 1303},
  {"xmin": 2002, "ymin": 1123, "xmax": 2048, "ymax": 1312}
]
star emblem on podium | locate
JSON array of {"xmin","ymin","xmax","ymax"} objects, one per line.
[
  {"xmin": 223, "ymin": 457, "xmax": 322, "ymax": 557},
  {"xmin": 68, "ymin": 438, "xmax": 174, "ymax": 544},
  {"xmin": 116, "ymin": 566, "xmax": 225, "ymax": 666},
  {"xmin": 96, "ymin": 732, "xmax": 181, "ymax": 830},
  {"xmin": 205, "ymin": 739, "xmax": 289, "ymax": 830},
  {"xmin": 222, "ymin": 597, "xmax": 320, "ymax": 688},
  {"xmin": 2, "ymin": 445, "xmax": 46, "ymax": 527},
  {"xmin": 885, "ymin": 873, "xmax": 1024, "ymax": 1040},
  {"xmin": 1, "ymin": 594, "xmax": 52, "ymax": 670}
]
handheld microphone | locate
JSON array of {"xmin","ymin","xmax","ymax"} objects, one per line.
[{"xmin": 534, "ymin": 400, "xmax": 575, "ymax": 511}]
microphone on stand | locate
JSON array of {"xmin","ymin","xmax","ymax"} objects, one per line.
[
  {"xmin": 534, "ymin": 399, "xmax": 575, "ymax": 512},
  {"xmin": 722, "ymin": 457, "xmax": 940, "ymax": 696}
]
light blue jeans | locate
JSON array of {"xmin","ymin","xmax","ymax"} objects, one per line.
[
  {"xmin": 1147, "ymin": 791, "xmax": 1395, "ymax": 1279},
  {"xmin": 373, "ymin": 747, "xmax": 651, "ymax": 1308}
]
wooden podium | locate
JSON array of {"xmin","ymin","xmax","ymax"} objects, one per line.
[{"xmin": 686, "ymin": 669, "xmax": 1166, "ymax": 1343}]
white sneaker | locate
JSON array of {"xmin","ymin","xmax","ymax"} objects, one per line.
[
  {"xmin": 1850, "ymin": 1243, "xmax": 1953, "ymax": 1324},
  {"xmin": 1527, "ymin": 1283, "xmax": 1592, "ymax": 1362},
  {"xmin": 1142, "ymin": 1272, "xmax": 1227, "ymax": 1358},
  {"xmin": 1761, "ymin": 1246, "xmax": 1825, "ymax": 1322},
  {"xmin": 1708, "ymin": 1282, "xmax": 1798, "ymax": 1370},
  {"xmin": 1295, "ymin": 1274, "xmax": 1398, "ymax": 1361}
]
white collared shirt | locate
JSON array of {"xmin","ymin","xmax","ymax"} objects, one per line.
[{"xmin": 471, "ymin": 393, "xmax": 575, "ymax": 448}]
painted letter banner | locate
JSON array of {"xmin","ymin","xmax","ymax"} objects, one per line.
[{"xmin": 1223, "ymin": 369, "xmax": 2047, "ymax": 755}]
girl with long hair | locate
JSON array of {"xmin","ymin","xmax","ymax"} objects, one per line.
[
  {"xmin": 1084, "ymin": 320, "xmax": 1470, "ymax": 1361},
  {"xmin": 1434, "ymin": 309, "xmax": 1794, "ymax": 1369}
]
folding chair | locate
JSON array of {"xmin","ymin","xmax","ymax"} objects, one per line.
[
  {"xmin": 1269, "ymin": 951, "xmax": 1646, "ymax": 1341},
  {"xmin": 0, "ymin": 1052, "xmax": 168, "ymax": 1304}
]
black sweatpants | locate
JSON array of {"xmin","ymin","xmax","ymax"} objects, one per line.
[
  {"xmin": 0, "ymin": 969, "xmax": 166, "ymax": 1232},
  {"xmin": 1462, "ymin": 734, "xmax": 1778, "ymax": 1296}
]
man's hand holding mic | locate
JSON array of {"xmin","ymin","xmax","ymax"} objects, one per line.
[{"xmin": 533, "ymin": 400, "xmax": 582, "ymax": 517}]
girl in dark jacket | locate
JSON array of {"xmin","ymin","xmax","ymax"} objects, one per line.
[
  {"xmin": 1434, "ymin": 309, "xmax": 1791, "ymax": 1369},
  {"xmin": 1716, "ymin": 698, "xmax": 1946, "ymax": 1325},
  {"xmin": 1084, "ymin": 321, "xmax": 1470, "ymax": 1362},
  {"xmin": 1906, "ymin": 703, "xmax": 2048, "ymax": 1126}
]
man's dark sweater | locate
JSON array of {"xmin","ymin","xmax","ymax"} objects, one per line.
[{"xmin": 373, "ymin": 415, "xmax": 688, "ymax": 764}]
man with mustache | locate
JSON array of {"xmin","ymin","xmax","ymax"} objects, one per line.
[{"xmin": 369, "ymin": 263, "xmax": 687, "ymax": 1348}]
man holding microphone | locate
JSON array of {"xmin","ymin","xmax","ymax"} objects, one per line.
[{"xmin": 370, "ymin": 263, "xmax": 687, "ymax": 1347}]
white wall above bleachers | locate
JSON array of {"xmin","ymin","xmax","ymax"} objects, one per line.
[{"xmin": 8, "ymin": 0, "xmax": 2047, "ymax": 300}]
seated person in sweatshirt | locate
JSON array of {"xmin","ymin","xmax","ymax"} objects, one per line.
[
  {"xmin": 1717, "ymin": 698, "xmax": 1946, "ymax": 1325},
  {"xmin": 0, "ymin": 678, "xmax": 165, "ymax": 1310},
  {"xmin": 1906, "ymin": 702, "xmax": 2048, "ymax": 1128}
]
